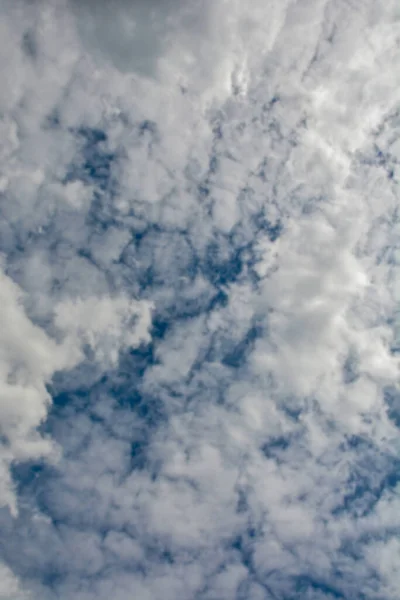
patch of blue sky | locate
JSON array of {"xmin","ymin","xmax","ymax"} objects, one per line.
[{"xmin": 64, "ymin": 127, "xmax": 115, "ymax": 193}]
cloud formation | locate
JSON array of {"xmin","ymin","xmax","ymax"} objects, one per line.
[
  {"xmin": 69, "ymin": 0, "xmax": 276, "ymax": 97},
  {"xmin": 1, "ymin": 0, "xmax": 400, "ymax": 599}
]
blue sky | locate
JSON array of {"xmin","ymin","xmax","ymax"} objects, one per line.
[{"xmin": 1, "ymin": 1, "xmax": 400, "ymax": 599}]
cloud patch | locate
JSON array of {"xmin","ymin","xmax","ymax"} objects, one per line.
[{"xmin": 1, "ymin": 0, "xmax": 400, "ymax": 599}]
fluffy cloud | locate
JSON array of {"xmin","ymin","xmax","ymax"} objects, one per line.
[
  {"xmin": 54, "ymin": 295, "xmax": 153, "ymax": 366},
  {"xmin": 1, "ymin": 0, "xmax": 400, "ymax": 599},
  {"xmin": 0, "ymin": 562, "xmax": 27, "ymax": 600},
  {"xmin": 69, "ymin": 0, "xmax": 288, "ymax": 100},
  {"xmin": 0, "ymin": 268, "xmax": 78, "ymax": 516}
]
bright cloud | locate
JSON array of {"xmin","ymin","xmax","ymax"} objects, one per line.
[{"xmin": 1, "ymin": 0, "xmax": 400, "ymax": 599}]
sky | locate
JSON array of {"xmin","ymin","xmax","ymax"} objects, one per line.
[{"xmin": 1, "ymin": 0, "xmax": 400, "ymax": 598}]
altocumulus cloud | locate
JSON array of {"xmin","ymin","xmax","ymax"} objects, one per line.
[{"xmin": 1, "ymin": 0, "xmax": 400, "ymax": 599}]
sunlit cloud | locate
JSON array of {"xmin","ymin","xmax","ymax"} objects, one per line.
[{"xmin": 1, "ymin": 0, "xmax": 400, "ymax": 598}]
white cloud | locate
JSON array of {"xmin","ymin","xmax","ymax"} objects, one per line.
[
  {"xmin": 54, "ymin": 295, "xmax": 153, "ymax": 367},
  {"xmin": 69, "ymin": 0, "xmax": 291, "ymax": 102},
  {"xmin": 0, "ymin": 562, "xmax": 27, "ymax": 600},
  {"xmin": 1, "ymin": 0, "xmax": 400, "ymax": 599},
  {"xmin": 0, "ymin": 268, "xmax": 80, "ymax": 516}
]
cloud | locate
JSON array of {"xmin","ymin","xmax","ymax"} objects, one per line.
[
  {"xmin": 69, "ymin": 0, "xmax": 266, "ymax": 98},
  {"xmin": 1, "ymin": 0, "xmax": 400, "ymax": 599},
  {"xmin": 54, "ymin": 295, "xmax": 153, "ymax": 366},
  {"xmin": 0, "ymin": 268, "xmax": 79, "ymax": 516},
  {"xmin": 0, "ymin": 562, "xmax": 27, "ymax": 600}
]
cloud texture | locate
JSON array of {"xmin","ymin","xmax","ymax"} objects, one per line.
[{"xmin": 1, "ymin": 0, "xmax": 400, "ymax": 598}]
